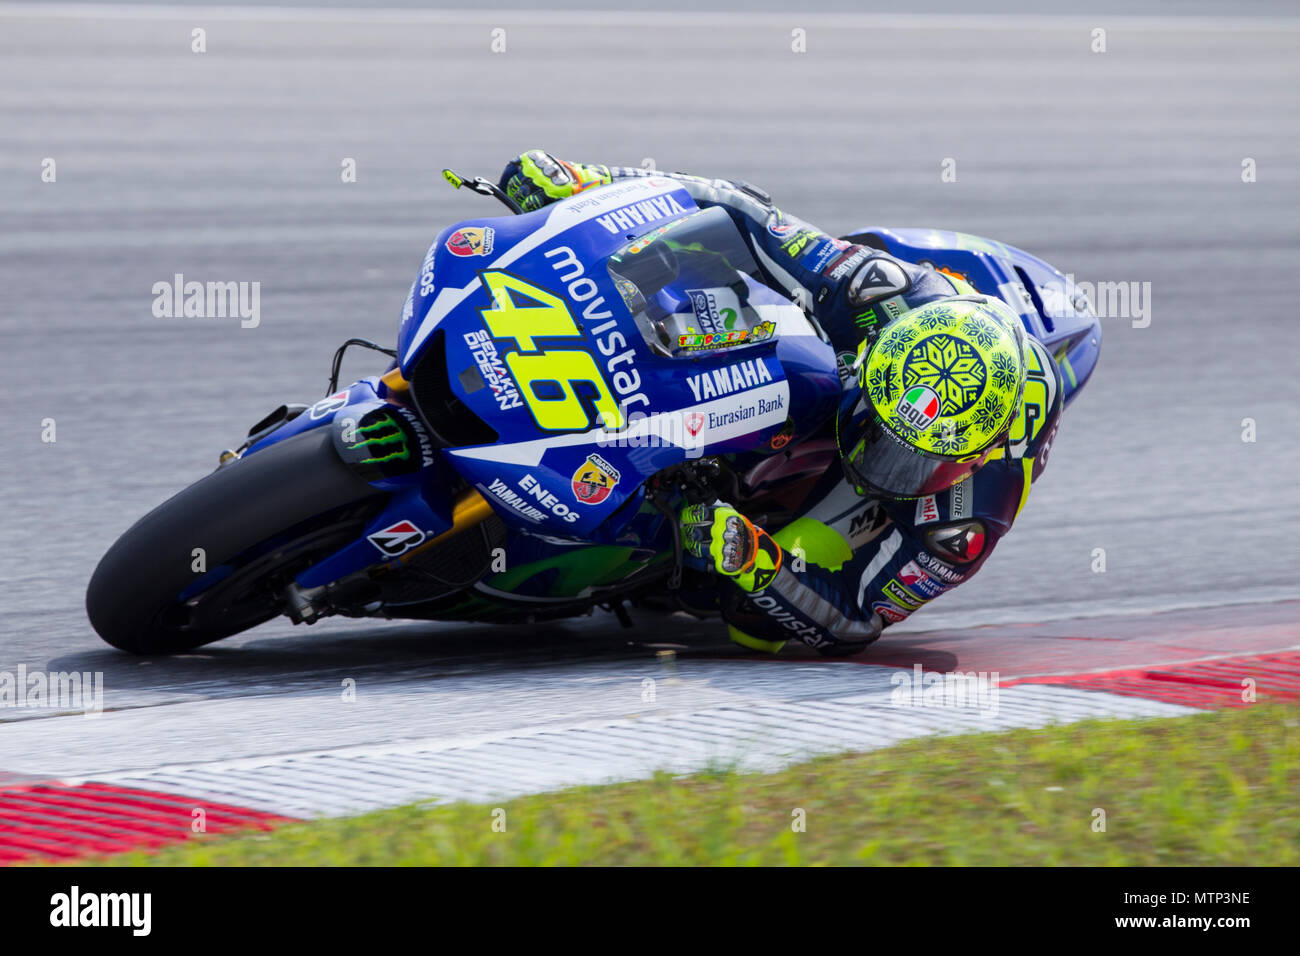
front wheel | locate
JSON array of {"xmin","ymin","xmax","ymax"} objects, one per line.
[{"xmin": 86, "ymin": 429, "xmax": 384, "ymax": 654}]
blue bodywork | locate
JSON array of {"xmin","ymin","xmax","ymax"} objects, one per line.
[
  {"xmin": 234, "ymin": 183, "xmax": 1100, "ymax": 598},
  {"xmin": 842, "ymin": 226, "xmax": 1103, "ymax": 405},
  {"xmin": 240, "ymin": 178, "xmax": 837, "ymax": 590}
]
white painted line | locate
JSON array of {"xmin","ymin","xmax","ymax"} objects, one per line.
[
  {"xmin": 1, "ymin": 5, "xmax": 1298, "ymax": 33},
  {"xmin": 82, "ymin": 680, "xmax": 1198, "ymax": 818}
]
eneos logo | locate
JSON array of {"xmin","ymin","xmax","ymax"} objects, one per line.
[{"xmin": 897, "ymin": 385, "xmax": 940, "ymax": 429}]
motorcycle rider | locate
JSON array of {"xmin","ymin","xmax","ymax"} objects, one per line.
[{"xmin": 498, "ymin": 151, "xmax": 1063, "ymax": 656}]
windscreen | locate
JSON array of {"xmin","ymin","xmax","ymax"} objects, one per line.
[{"xmin": 606, "ymin": 206, "xmax": 778, "ymax": 358}]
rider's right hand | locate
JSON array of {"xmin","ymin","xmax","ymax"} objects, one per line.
[
  {"xmin": 680, "ymin": 501, "xmax": 783, "ymax": 594},
  {"xmin": 498, "ymin": 150, "xmax": 611, "ymax": 212}
]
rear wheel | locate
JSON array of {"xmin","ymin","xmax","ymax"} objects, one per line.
[{"xmin": 86, "ymin": 429, "xmax": 384, "ymax": 654}]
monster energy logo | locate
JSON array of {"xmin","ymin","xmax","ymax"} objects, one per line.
[{"xmin": 349, "ymin": 414, "xmax": 410, "ymax": 465}]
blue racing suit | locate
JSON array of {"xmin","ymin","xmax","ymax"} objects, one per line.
[{"xmin": 603, "ymin": 166, "xmax": 1065, "ymax": 654}]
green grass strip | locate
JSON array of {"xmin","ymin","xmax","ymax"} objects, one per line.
[{"xmin": 86, "ymin": 704, "xmax": 1298, "ymax": 866}]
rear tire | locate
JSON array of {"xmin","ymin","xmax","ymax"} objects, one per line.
[{"xmin": 86, "ymin": 429, "xmax": 383, "ymax": 654}]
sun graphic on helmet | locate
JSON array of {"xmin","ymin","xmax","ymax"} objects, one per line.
[{"xmin": 861, "ymin": 296, "xmax": 1028, "ymax": 457}]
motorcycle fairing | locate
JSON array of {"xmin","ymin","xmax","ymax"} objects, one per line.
[
  {"xmin": 396, "ymin": 181, "xmax": 836, "ymax": 539},
  {"xmin": 842, "ymin": 227, "xmax": 1102, "ymax": 406}
]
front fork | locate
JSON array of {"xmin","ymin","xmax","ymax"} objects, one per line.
[{"xmin": 267, "ymin": 366, "xmax": 495, "ymax": 622}]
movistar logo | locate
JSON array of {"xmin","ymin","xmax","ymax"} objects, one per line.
[{"xmin": 350, "ymin": 414, "xmax": 410, "ymax": 465}]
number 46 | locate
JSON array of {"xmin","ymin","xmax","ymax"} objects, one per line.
[{"xmin": 479, "ymin": 271, "xmax": 624, "ymax": 432}]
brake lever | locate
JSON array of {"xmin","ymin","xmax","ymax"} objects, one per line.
[{"xmin": 442, "ymin": 169, "xmax": 524, "ymax": 215}]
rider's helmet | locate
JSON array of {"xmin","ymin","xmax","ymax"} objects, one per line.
[{"xmin": 842, "ymin": 294, "xmax": 1029, "ymax": 499}]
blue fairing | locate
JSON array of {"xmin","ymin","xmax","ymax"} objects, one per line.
[
  {"xmin": 395, "ymin": 178, "xmax": 838, "ymax": 540},
  {"xmin": 230, "ymin": 195, "xmax": 1096, "ymax": 601},
  {"xmin": 235, "ymin": 180, "xmax": 844, "ymax": 592},
  {"xmin": 843, "ymin": 227, "xmax": 1103, "ymax": 406}
]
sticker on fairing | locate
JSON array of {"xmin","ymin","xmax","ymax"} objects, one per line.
[
  {"xmin": 309, "ymin": 390, "xmax": 350, "ymax": 420},
  {"xmin": 571, "ymin": 454, "xmax": 620, "ymax": 505},
  {"xmin": 446, "ymin": 226, "xmax": 495, "ymax": 258},
  {"xmin": 687, "ymin": 287, "xmax": 743, "ymax": 335},
  {"xmin": 367, "ymin": 520, "xmax": 426, "ymax": 557}
]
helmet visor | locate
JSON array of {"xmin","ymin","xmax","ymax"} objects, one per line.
[{"xmin": 844, "ymin": 414, "xmax": 996, "ymax": 499}]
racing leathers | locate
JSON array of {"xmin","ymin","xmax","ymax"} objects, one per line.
[{"xmin": 500, "ymin": 152, "xmax": 1064, "ymax": 655}]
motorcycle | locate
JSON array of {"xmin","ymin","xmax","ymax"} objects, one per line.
[{"xmin": 86, "ymin": 171, "xmax": 1101, "ymax": 653}]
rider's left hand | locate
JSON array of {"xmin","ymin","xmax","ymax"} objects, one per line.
[{"xmin": 498, "ymin": 150, "xmax": 611, "ymax": 212}]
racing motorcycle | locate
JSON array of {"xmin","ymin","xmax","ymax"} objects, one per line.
[{"xmin": 86, "ymin": 171, "xmax": 1101, "ymax": 653}]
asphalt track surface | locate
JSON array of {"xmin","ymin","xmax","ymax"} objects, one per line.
[{"xmin": 2, "ymin": 5, "xmax": 1299, "ymax": 793}]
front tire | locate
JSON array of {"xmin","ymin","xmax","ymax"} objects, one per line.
[{"xmin": 86, "ymin": 429, "xmax": 383, "ymax": 654}]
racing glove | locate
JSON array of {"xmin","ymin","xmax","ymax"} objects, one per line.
[
  {"xmin": 680, "ymin": 501, "xmax": 782, "ymax": 594},
  {"xmin": 498, "ymin": 150, "xmax": 612, "ymax": 212}
]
